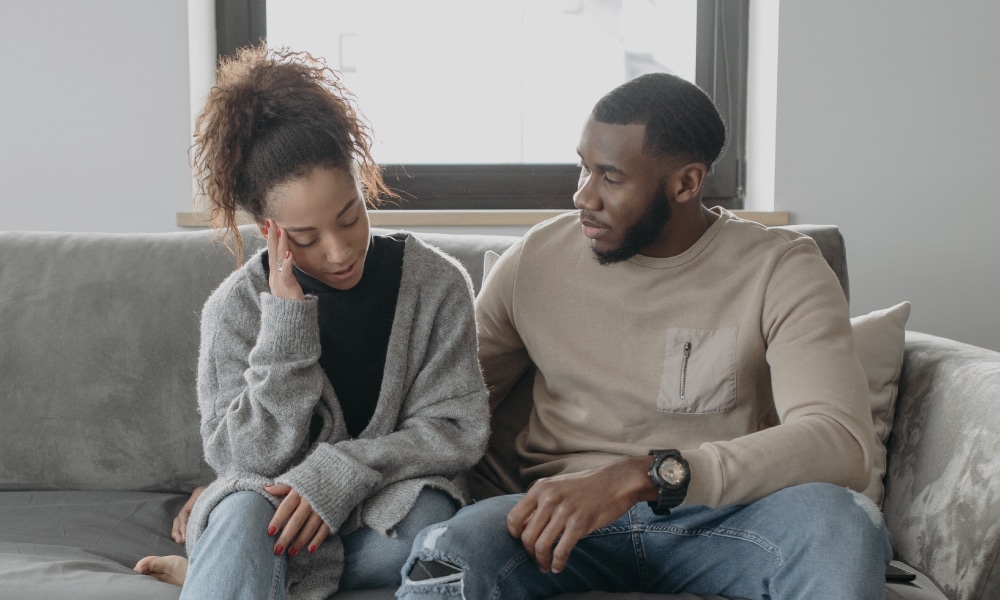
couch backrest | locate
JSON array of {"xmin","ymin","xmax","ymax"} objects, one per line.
[
  {"xmin": 0, "ymin": 222, "xmax": 845, "ymax": 493},
  {"xmin": 0, "ymin": 229, "xmax": 255, "ymax": 492}
]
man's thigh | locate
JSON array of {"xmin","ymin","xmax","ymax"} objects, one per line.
[{"xmin": 634, "ymin": 482, "xmax": 890, "ymax": 599}]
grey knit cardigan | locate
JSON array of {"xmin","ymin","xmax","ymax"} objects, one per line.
[{"xmin": 185, "ymin": 233, "xmax": 490, "ymax": 599}]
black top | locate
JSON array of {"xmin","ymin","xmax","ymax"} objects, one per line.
[{"xmin": 263, "ymin": 234, "xmax": 405, "ymax": 438}]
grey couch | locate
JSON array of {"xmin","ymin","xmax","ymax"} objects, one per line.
[{"xmin": 1, "ymin": 223, "xmax": 996, "ymax": 600}]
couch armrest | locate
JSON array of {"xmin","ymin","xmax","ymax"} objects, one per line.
[{"xmin": 882, "ymin": 331, "xmax": 1000, "ymax": 600}]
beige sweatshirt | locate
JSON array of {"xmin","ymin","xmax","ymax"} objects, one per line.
[{"xmin": 476, "ymin": 208, "xmax": 875, "ymax": 509}]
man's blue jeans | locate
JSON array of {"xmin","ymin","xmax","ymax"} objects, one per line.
[
  {"xmin": 397, "ymin": 482, "xmax": 892, "ymax": 600},
  {"xmin": 180, "ymin": 487, "xmax": 457, "ymax": 599}
]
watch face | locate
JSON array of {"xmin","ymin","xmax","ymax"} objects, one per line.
[{"xmin": 658, "ymin": 458, "xmax": 688, "ymax": 486}]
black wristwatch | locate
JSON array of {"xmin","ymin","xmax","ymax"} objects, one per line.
[{"xmin": 647, "ymin": 449, "xmax": 691, "ymax": 515}]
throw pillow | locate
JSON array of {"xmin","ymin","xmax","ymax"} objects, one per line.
[
  {"xmin": 852, "ymin": 301, "xmax": 911, "ymax": 507},
  {"xmin": 483, "ymin": 250, "xmax": 501, "ymax": 283}
]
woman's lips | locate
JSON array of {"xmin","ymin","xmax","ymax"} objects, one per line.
[{"xmin": 327, "ymin": 261, "xmax": 356, "ymax": 279}]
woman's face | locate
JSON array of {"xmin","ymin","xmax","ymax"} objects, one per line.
[{"xmin": 264, "ymin": 165, "xmax": 371, "ymax": 290}]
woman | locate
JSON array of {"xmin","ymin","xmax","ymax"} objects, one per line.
[{"xmin": 134, "ymin": 45, "xmax": 489, "ymax": 599}]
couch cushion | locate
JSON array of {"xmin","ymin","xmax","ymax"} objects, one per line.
[{"xmin": 0, "ymin": 490, "xmax": 188, "ymax": 600}]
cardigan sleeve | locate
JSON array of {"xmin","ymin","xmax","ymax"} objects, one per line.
[
  {"xmin": 277, "ymin": 247, "xmax": 490, "ymax": 532},
  {"xmin": 197, "ymin": 277, "xmax": 326, "ymax": 480}
]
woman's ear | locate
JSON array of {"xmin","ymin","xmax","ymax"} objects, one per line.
[{"xmin": 672, "ymin": 162, "xmax": 709, "ymax": 205}]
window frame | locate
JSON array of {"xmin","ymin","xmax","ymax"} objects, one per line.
[{"xmin": 214, "ymin": 0, "xmax": 748, "ymax": 210}]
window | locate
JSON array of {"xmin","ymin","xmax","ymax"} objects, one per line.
[{"xmin": 215, "ymin": 0, "xmax": 748, "ymax": 210}]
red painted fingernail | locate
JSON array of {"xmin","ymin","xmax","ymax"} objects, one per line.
[
  {"xmin": 274, "ymin": 545, "xmax": 284, "ymax": 555},
  {"xmin": 267, "ymin": 525, "xmax": 277, "ymax": 536},
  {"xmin": 277, "ymin": 228, "xmax": 281, "ymax": 238},
  {"xmin": 266, "ymin": 219, "xmax": 271, "ymax": 228},
  {"xmin": 308, "ymin": 544, "xmax": 317, "ymax": 553},
  {"xmin": 284, "ymin": 250, "xmax": 290, "ymax": 260},
  {"xmin": 288, "ymin": 547, "xmax": 298, "ymax": 557}
]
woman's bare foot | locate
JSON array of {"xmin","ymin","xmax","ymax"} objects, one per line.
[{"xmin": 134, "ymin": 555, "xmax": 188, "ymax": 587}]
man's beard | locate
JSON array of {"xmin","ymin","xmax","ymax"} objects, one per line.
[{"xmin": 593, "ymin": 189, "xmax": 672, "ymax": 265}]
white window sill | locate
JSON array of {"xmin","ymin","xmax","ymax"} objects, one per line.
[{"xmin": 177, "ymin": 209, "xmax": 789, "ymax": 229}]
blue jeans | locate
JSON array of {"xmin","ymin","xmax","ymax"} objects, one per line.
[
  {"xmin": 397, "ymin": 483, "xmax": 892, "ymax": 600},
  {"xmin": 181, "ymin": 487, "xmax": 457, "ymax": 600}
]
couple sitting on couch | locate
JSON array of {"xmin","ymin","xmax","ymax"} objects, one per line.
[{"xmin": 135, "ymin": 45, "xmax": 890, "ymax": 600}]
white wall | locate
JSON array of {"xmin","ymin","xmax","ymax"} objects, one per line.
[
  {"xmin": 773, "ymin": 1, "xmax": 1000, "ymax": 351},
  {"xmin": 0, "ymin": 1, "xmax": 192, "ymax": 233}
]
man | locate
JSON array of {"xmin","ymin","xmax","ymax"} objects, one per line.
[{"xmin": 397, "ymin": 73, "xmax": 891, "ymax": 599}]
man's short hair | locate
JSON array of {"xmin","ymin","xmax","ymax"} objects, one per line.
[{"xmin": 592, "ymin": 73, "xmax": 727, "ymax": 168}]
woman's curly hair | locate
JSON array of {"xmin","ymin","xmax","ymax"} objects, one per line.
[{"xmin": 192, "ymin": 44, "xmax": 395, "ymax": 261}]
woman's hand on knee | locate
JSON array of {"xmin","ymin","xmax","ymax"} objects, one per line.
[{"xmin": 264, "ymin": 484, "xmax": 331, "ymax": 557}]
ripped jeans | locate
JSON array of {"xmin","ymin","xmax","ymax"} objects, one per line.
[
  {"xmin": 397, "ymin": 482, "xmax": 891, "ymax": 600},
  {"xmin": 181, "ymin": 487, "xmax": 456, "ymax": 600}
]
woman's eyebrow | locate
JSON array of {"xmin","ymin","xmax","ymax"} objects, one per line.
[
  {"xmin": 337, "ymin": 196, "xmax": 359, "ymax": 219},
  {"xmin": 283, "ymin": 198, "xmax": 359, "ymax": 232}
]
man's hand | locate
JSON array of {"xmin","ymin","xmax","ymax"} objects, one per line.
[
  {"xmin": 506, "ymin": 455, "xmax": 657, "ymax": 575},
  {"xmin": 172, "ymin": 486, "xmax": 205, "ymax": 544},
  {"xmin": 264, "ymin": 484, "xmax": 331, "ymax": 557}
]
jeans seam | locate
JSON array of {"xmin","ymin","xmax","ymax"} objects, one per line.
[
  {"xmin": 488, "ymin": 551, "xmax": 535, "ymax": 600},
  {"xmin": 629, "ymin": 506, "xmax": 648, "ymax": 591},
  {"xmin": 269, "ymin": 553, "xmax": 284, "ymax": 600},
  {"xmin": 646, "ymin": 524, "xmax": 783, "ymax": 561}
]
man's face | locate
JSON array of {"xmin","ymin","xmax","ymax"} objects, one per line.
[{"xmin": 573, "ymin": 118, "xmax": 673, "ymax": 264}]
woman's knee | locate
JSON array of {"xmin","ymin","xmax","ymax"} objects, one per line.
[{"xmin": 202, "ymin": 491, "xmax": 275, "ymax": 542}]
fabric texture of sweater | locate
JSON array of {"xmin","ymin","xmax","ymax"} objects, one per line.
[
  {"xmin": 186, "ymin": 233, "xmax": 490, "ymax": 600},
  {"xmin": 476, "ymin": 208, "xmax": 876, "ymax": 509}
]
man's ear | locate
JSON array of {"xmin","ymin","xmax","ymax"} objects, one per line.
[{"xmin": 671, "ymin": 162, "xmax": 709, "ymax": 205}]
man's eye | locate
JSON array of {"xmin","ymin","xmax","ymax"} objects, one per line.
[{"xmin": 604, "ymin": 174, "xmax": 621, "ymax": 185}]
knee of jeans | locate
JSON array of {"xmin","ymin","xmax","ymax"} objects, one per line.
[
  {"xmin": 782, "ymin": 483, "xmax": 889, "ymax": 553},
  {"xmin": 399, "ymin": 522, "xmax": 475, "ymax": 587},
  {"xmin": 210, "ymin": 491, "xmax": 274, "ymax": 528}
]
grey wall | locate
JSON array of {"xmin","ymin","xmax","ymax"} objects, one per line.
[
  {"xmin": 774, "ymin": 1, "xmax": 1000, "ymax": 351},
  {"xmin": 0, "ymin": 1, "xmax": 192, "ymax": 233}
]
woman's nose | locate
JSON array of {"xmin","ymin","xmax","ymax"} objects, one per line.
[{"xmin": 324, "ymin": 240, "xmax": 353, "ymax": 264}]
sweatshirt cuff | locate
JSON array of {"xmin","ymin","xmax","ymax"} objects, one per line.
[{"xmin": 680, "ymin": 448, "xmax": 723, "ymax": 507}]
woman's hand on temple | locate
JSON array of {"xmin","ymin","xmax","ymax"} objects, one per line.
[
  {"xmin": 264, "ymin": 483, "xmax": 331, "ymax": 557},
  {"xmin": 265, "ymin": 220, "xmax": 305, "ymax": 301}
]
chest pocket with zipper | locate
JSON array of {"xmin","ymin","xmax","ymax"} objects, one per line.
[{"xmin": 656, "ymin": 327, "xmax": 738, "ymax": 414}]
